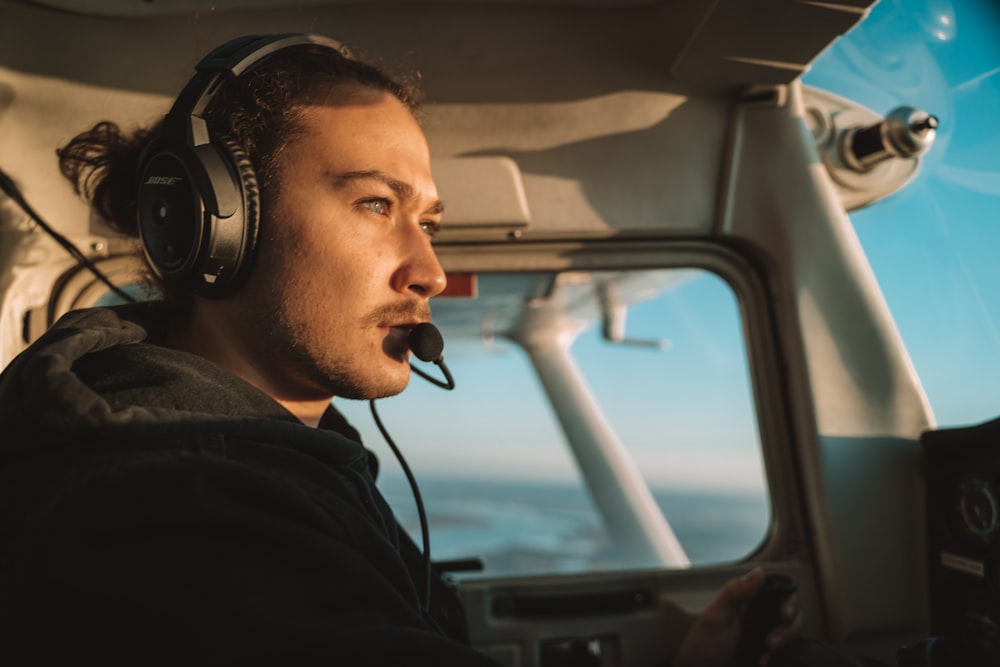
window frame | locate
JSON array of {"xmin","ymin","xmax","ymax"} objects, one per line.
[{"xmin": 428, "ymin": 237, "xmax": 806, "ymax": 577}]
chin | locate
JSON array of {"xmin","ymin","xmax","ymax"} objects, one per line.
[
  {"xmin": 377, "ymin": 366, "xmax": 412, "ymax": 398},
  {"xmin": 333, "ymin": 362, "xmax": 411, "ymax": 401}
]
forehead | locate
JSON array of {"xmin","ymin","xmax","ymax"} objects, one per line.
[
  {"xmin": 280, "ymin": 88, "xmax": 435, "ymax": 193},
  {"xmin": 292, "ymin": 85, "xmax": 425, "ymax": 149}
]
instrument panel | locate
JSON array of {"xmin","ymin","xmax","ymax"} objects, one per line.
[{"xmin": 923, "ymin": 416, "xmax": 1000, "ymax": 667}]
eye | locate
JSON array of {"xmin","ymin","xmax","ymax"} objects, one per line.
[
  {"xmin": 361, "ymin": 198, "xmax": 390, "ymax": 215},
  {"xmin": 420, "ymin": 220, "xmax": 441, "ymax": 237}
]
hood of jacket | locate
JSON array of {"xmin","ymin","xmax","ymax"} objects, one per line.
[{"xmin": 0, "ymin": 302, "xmax": 366, "ymax": 464}]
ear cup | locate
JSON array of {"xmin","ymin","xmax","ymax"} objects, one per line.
[
  {"xmin": 136, "ymin": 135, "xmax": 260, "ymax": 298},
  {"xmin": 136, "ymin": 34, "xmax": 346, "ymax": 297},
  {"xmin": 136, "ymin": 144, "xmax": 206, "ymax": 280},
  {"xmin": 206, "ymin": 134, "xmax": 260, "ymax": 296}
]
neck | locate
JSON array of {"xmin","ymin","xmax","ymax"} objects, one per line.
[
  {"xmin": 269, "ymin": 398, "xmax": 330, "ymax": 429},
  {"xmin": 168, "ymin": 300, "xmax": 332, "ymax": 428}
]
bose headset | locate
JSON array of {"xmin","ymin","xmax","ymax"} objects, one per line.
[{"xmin": 136, "ymin": 33, "xmax": 348, "ymax": 298}]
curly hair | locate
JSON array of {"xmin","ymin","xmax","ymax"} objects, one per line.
[{"xmin": 56, "ymin": 40, "xmax": 421, "ymax": 305}]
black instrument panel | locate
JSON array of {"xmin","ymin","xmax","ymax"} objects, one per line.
[{"xmin": 923, "ymin": 416, "xmax": 1000, "ymax": 667}]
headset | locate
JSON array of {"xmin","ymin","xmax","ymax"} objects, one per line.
[{"xmin": 136, "ymin": 33, "xmax": 348, "ymax": 298}]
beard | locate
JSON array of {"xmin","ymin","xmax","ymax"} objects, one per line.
[{"xmin": 249, "ymin": 290, "xmax": 432, "ymax": 401}]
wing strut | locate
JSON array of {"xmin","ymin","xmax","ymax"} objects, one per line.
[{"xmin": 507, "ymin": 308, "xmax": 690, "ymax": 569}]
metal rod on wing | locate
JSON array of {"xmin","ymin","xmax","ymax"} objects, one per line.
[{"xmin": 507, "ymin": 309, "xmax": 690, "ymax": 569}]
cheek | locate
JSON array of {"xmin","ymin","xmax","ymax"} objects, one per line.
[
  {"xmin": 292, "ymin": 242, "xmax": 386, "ymax": 317},
  {"xmin": 256, "ymin": 203, "xmax": 399, "ymax": 298},
  {"xmin": 331, "ymin": 235, "xmax": 395, "ymax": 287},
  {"xmin": 268, "ymin": 222, "xmax": 343, "ymax": 282}
]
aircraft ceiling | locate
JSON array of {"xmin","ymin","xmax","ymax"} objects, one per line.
[
  {"xmin": 9, "ymin": 0, "xmax": 877, "ymax": 89},
  {"xmin": 0, "ymin": 0, "xmax": 881, "ymax": 244}
]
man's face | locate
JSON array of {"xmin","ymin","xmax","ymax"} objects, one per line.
[{"xmin": 239, "ymin": 85, "xmax": 446, "ymax": 401}]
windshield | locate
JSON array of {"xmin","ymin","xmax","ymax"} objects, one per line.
[{"xmin": 804, "ymin": 0, "xmax": 1000, "ymax": 427}]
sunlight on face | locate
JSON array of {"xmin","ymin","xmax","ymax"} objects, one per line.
[{"xmin": 231, "ymin": 85, "xmax": 447, "ymax": 402}]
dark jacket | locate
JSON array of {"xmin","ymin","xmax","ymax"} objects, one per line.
[{"xmin": 0, "ymin": 303, "xmax": 498, "ymax": 665}]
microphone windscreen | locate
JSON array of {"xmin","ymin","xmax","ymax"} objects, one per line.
[{"xmin": 409, "ymin": 322, "xmax": 444, "ymax": 362}]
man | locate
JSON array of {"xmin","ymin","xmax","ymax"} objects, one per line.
[{"xmin": 0, "ymin": 34, "xmax": 799, "ymax": 664}]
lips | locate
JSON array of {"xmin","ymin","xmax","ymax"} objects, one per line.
[
  {"xmin": 381, "ymin": 322, "xmax": 422, "ymax": 359},
  {"xmin": 368, "ymin": 303, "xmax": 431, "ymax": 358}
]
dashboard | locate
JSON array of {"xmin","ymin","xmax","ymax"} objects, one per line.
[{"xmin": 924, "ymin": 416, "xmax": 1000, "ymax": 667}]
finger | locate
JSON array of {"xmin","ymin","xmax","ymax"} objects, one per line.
[
  {"xmin": 729, "ymin": 567, "xmax": 767, "ymax": 605},
  {"xmin": 764, "ymin": 603, "xmax": 804, "ymax": 650},
  {"xmin": 705, "ymin": 567, "xmax": 766, "ymax": 625},
  {"xmin": 757, "ymin": 636, "xmax": 793, "ymax": 667},
  {"xmin": 779, "ymin": 593, "xmax": 800, "ymax": 623}
]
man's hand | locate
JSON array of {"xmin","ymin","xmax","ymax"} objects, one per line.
[{"xmin": 673, "ymin": 568, "xmax": 803, "ymax": 667}]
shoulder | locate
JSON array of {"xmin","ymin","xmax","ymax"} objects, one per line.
[{"xmin": 0, "ymin": 446, "xmax": 497, "ymax": 664}]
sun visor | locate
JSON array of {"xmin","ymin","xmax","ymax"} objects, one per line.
[{"xmin": 431, "ymin": 156, "xmax": 531, "ymax": 232}]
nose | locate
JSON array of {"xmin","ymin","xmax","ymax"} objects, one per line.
[{"xmin": 392, "ymin": 229, "xmax": 447, "ymax": 299}]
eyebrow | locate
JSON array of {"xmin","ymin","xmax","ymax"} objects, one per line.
[{"xmin": 334, "ymin": 170, "xmax": 445, "ymax": 215}]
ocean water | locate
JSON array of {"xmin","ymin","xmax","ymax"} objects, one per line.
[{"xmin": 378, "ymin": 475, "xmax": 771, "ymax": 577}]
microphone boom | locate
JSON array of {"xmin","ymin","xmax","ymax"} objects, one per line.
[{"xmin": 408, "ymin": 323, "xmax": 455, "ymax": 390}]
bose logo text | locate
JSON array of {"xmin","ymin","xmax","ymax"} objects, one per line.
[{"xmin": 145, "ymin": 176, "xmax": 183, "ymax": 186}]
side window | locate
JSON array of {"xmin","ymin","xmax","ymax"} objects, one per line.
[{"xmin": 338, "ymin": 267, "xmax": 769, "ymax": 577}]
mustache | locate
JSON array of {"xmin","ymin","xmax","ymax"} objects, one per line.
[{"xmin": 362, "ymin": 301, "xmax": 432, "ymax": 327}]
